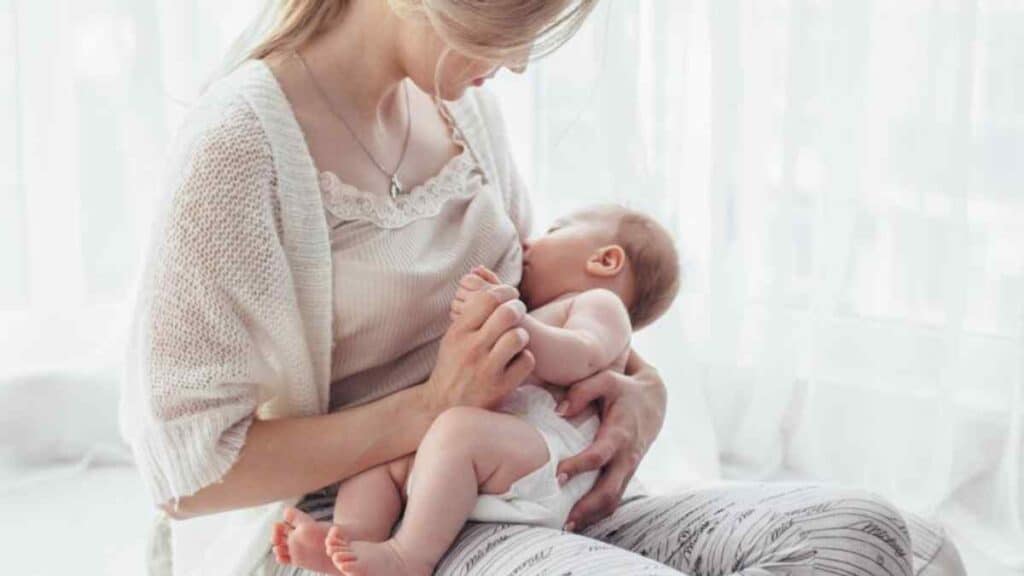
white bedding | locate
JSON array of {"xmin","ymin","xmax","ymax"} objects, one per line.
[{"xmin": 1, "ymin": 462, "xmax": 152, "ymax": 575}]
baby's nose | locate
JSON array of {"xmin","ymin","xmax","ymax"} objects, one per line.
[{"xmin": 520, "ymin": 239, "xmax": 532, "ymax": 254}]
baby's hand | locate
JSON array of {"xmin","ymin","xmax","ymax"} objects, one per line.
[{"xmin": 450, "ymin": 266, "xmax": 502, "ymax": 321}]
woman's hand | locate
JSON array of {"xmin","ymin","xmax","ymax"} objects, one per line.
[
  {"xmin": 555, "ymin": 349, "xmax": 667, "ymax": 532},
  {"xmin": 425, "ymin": 272, "xmax": 535, "ymax": 412}
]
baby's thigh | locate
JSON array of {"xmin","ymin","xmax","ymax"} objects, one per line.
[
  {"xmin": 428, "ymin": 406, "xmax": 549, "ymax": 495},
  {"xmin": 385, "ymin": 453, "xmax": 416, "ymax": 489}
]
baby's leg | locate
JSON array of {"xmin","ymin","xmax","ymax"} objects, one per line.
[
  {"xmin": 272, "ymin": 456, "xmax": 410, "ymax": 575},
  {"xmin": 332, "ymin": 456, "xmax": 411, "ymax": 540},
  {"xmin": 328, "ymin": 407, "xmax": 549, "ymax": 576}
]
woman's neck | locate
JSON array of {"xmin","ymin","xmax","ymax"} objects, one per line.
[{"xmin": 300, "ymin": 0, "xmax": 408, "ymax": 126}]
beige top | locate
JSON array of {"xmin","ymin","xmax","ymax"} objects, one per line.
[{"xmin": 320, "ymin": 107, "xmax": 531, "ymax": 410}]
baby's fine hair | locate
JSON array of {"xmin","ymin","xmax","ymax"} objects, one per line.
[{"xmin": 597, "ymin": 204, "xmax": 681, "ymax": 330}]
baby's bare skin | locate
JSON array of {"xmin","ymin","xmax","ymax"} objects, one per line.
[
  {"xmin": 273, "ymin": 207, "xmax": 645, "ymax": 576},
  {"xmin": 272, "ymin": 289, "xmax": 630, "ymax": 576}
]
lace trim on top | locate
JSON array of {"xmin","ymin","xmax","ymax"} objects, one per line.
[{"xmin": 319, "ymin": 100, "xmax": 490, "ymax": 229}]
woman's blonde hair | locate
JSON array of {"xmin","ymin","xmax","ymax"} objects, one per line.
[{"xmin": 244, "ymin": 0, "xmax": 597, "ymax": 65}]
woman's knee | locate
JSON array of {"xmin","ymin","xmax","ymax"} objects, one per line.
[
  {"xmin": 790, "ymin": 485, "xmax": 914, "ymax": 574},
  {"xmin": 818, "ymin": 486, "xmax": 911, "ymax": 542}
]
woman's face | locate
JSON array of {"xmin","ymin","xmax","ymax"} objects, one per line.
[{"xmin": 398, "ymin": 21, "xmax": 528, "ymax": 100}]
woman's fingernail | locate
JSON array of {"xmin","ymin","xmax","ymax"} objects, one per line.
[
  {"xmin": 557, "ymin": 472, "xmax": 569, "ymax": 486},
  {"xmin": 563, "ymin": 521, "xmax": 576, "ymax": 532},
  {"xmin": 555, "ymin": 401, "xmax": 568, "ymax": 415}
]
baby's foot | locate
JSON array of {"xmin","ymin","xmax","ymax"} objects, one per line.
[
  {"xmin": 451, "ymin": 269, "xmax": 498, "ymax": 320},
  {"xmin": 326, "ymin": 529, "xmax": 431, "ymax": 576},
  {"xmin": 271, "ymin": 507, "xmax": 340, "ymax": 575}
]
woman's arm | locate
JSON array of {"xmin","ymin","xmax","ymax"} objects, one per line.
[
  {"xmin": 164, "ymin": 283, "xmax": 534, "ymax": 520},
  {"xmin": 164, "ymin": 383, "xmax": 435, "ymax": 519}
]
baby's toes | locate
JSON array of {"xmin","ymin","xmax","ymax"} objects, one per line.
[
  {"xmin": 325, "ymin": 525, "xmax": 351, "ymax": 551},
  {"xmin": 450, "ymin": 299, "xmax": 465, "ymax": 315},
  {"xmin": 273, "ymin": 543, "xmax": 291, "ymax": 564},
  {"xmin": 272, "ymin": 522, "xmax": 291, "ymax": 546}
]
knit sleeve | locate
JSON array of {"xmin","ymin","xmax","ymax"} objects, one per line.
[
  {"xmin": 473, "ymin": 88, "xmax": 534, "ymax": 240},
  {"xmin": 123, "ymin": 99, "xmax": 296, "ymax": 507}
]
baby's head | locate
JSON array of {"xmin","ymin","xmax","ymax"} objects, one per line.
[{"xmin": 520, "ymin": 204, "xmax": 680, "ymax": 330}]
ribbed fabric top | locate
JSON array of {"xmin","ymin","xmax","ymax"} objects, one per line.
[
  {"xmin": 118, "ymin": 58, "xmax": 532, "ymax": 576},
  {"xmin": 322, "ymin": 107, "xmax": 529, "ymax": 410}
]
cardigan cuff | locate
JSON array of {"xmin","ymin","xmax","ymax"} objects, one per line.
[{"xmin": 131, "ymin": 404, "xmax": 256, "ymax": 509}]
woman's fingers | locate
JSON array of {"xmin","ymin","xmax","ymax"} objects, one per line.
[
  {"xmin": 557, "ymin": 370, "xmax": 620, "ymax": 417},
  {"xmin": 564, "ymin": 452, "xmax": 634, "ymax": 532},
  {"xmin": 556, "ymin": 426, "xmax": 624, "ymax": 484},
  {"xmin": 476, "ymin": 297, "xmax": 526, "ymax": 348},
  {"xmin": 488, "ymin": 327, "xmax": 530, "ymax": 374},
  {"xmin": 453, "ymin": 285, "xmax": 519, "ymax": 332},
  {"xmin": 501, "ymin": 349, "xmax": 535, "ymax": 391}
]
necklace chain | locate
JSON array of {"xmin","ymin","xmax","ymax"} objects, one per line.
[{"xmin": 293, "ymin": 50, "xmax": 412, "ymax": 199}]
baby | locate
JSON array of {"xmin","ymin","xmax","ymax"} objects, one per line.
[{"xmin": 272, "ymin": 204, "xmax": 680, "ymax": 576}]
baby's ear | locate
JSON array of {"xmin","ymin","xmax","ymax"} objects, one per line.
[{"xmin": 586, "ymin": 245, "xmax": 627, "ymax": 277}]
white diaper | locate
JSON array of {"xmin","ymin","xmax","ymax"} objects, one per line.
[{"xmin": 461, "ymin": 385, "xmax": 600, "ymax": 529}]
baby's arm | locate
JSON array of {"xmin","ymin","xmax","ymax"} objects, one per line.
[{"xmin": 519, "ymin": 288, "xmax": 631, "ymax": 385}]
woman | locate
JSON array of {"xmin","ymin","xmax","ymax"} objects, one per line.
[{"xmin": 120, "ymin": 0, "xmax": 967, "ymax": 574}]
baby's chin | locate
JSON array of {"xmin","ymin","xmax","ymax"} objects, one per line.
[{"xmin": 518, "ymin": 286, "xmax": 535, "ymax": 310}]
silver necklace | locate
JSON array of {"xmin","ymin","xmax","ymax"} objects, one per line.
[{"xmin": 293, "ymin": 50, "xmax": 412, "ymax": 199}]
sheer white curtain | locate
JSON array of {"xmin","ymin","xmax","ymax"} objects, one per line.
[
  {"xmin": 3, "ymin": 0, "xmax": 1022, "ymax": 571},
  {"xmin": 493, "ymin": 0, "xmax": 1024, "ymax": 570},
  {"xmin": 0, "ymin": 0, "xmax": 258, "ymax": 378}
]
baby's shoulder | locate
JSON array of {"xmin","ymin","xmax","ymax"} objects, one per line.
[{"xmin": 570, "ymin": 288, "xmax": 630, "ymax": 319}]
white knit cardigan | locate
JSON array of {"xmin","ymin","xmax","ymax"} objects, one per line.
[{"xmin": 118, "ymin": 59, "xmax": 526, "ymax": 576}]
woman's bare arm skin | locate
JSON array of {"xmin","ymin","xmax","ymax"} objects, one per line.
[{"xmin": 164, "ymin": 384, "xmax": 437, "ymax": 519}]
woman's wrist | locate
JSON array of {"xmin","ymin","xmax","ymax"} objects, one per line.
[
  {"xmin": 412, "ymin": 377, "xmax": 447, "ymax": 423},
  {"xmin": 636, "ymin": 363, "xmax": 667, "ymax": 450}
]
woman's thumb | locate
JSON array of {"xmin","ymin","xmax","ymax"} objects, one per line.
[{"xmin": 557, "ymin": 373, "xmax": 612, "ymax": 417}]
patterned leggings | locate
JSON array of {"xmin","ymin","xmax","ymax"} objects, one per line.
[{"xmin": 256, "ymin": 483, "xmax": 964, "ymax": 576}]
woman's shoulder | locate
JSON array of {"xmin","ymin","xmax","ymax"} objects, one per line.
[{"xmin": 172, "ymin": 59, "xmax": 298, "ymax": 163}]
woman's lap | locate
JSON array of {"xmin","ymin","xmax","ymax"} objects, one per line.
[
  {"xmin": 256, "ymin": 520, "xmax": 683, "ymax": 576},
  {"xmin": 584, "ymin": 484, "xmax": 913, "ymax": 575},
  {"xmin": 582, "ymin": 483, "xmax": 963, "ymax": 576},
  {"xmin": 254, "ymin": 482, "xmax": 964, "ymax": 576}
]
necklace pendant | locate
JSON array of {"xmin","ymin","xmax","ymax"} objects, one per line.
[{"xmin": 389, "ymin": 174, "xmax": 403, "ymax": 199}]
